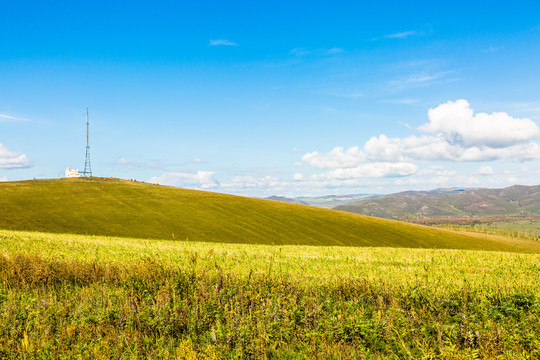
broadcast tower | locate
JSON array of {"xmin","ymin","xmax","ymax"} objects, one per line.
[{"xmin": 82, "ymin": 108, "xmax": 92, "ymax": 177}]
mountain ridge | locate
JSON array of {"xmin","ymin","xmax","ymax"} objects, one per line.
[{"xmin": 335, "ymin": 184, "xmax": 540, "ymax": 219}]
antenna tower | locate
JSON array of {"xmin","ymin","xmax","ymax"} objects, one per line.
[{"xmin": 82, "ymin": 108, "xmax": 92, "ymax": 177}]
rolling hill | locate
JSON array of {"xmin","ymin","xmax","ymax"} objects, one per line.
[
  {"xmin": 336, "ymin": 185, "xmax": 540, "ymax": 219},
  {"xmin": 0, "ymin": 178, "xmax": 538, "ymax": 251}
]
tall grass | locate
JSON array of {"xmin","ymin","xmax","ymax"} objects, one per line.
[{"xmin": 1, "ymin": 230, "xmax": 540, "ymax": 358}]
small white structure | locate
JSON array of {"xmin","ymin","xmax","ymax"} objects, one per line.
[{"xmin": 65, "ymin": 166, "xmax": 81, "ymax": 178}]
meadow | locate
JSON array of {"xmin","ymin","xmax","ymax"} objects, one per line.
[
  {"xmin": 482, "ymin": 219, "xmax": 540, "ymax": 233},
  {"xmin": 2, "ymin": 229, "xmax": 540, "ymax": 359}
]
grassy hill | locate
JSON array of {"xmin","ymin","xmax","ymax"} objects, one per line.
[
  {"xmin": 336, "ymin": 185, "xmax": 540, "ymax": 219},
  {"xmin": 1, "ymin": 177, "xmax": 539, "ymax": 251}
]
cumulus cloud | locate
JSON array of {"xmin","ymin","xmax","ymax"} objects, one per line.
[
  {"xmin": 149, "ymin": 171, "xmax": 219, "ymax": 189},
  {"xmin": 475, "ymin": 166, "xmax": 494, "ymax": 175},
  {"xmin": 0, "ymin": 176, "xmax": 8, "ymax": 181},
  {"xmin": 303, "ymin": 100, "xmax": 540, "ymax": 176},
  {"xmin": 301, "ymin": 99, "xmax": 540, "ymax": 188},
  {"xmin": 363, "ymin": 134, "xmax": 457, "ymax": 162},
  {"xmin": 302, "ymin": 146, "xmax": 365, "ymax": 169},
  {"xmin": 313, "ymin": 162, "xmax": 418, "ymax": 180},
  {"xmin": 0, "ymin": 143, "xmax": 31, "ymax": 169},
  {"xmin": 420, "ymin": 99, "xmax": 540, "ymax": 147},
  {"xmin": 362, "ymin": 134, "xmax": 540, "ymax": 162},
  {"xmin": 209, "ymin": 39, "xmax": 238, "ymax": 46},
  {"xmin": 457, "ymin": 143, "xmax": 540, "ymax": 161}
]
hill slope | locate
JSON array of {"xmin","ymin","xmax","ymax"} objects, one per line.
[
  {"xmin": 336, "ymin": 185, "xmax": 540, "ymax": 219},
  {"xmin": 0, "ymin": 178, "xmax": 538, "ymax": 251}
]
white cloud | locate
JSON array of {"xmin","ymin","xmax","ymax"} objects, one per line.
[
  {"xmin": 417, "ymin": 166, "xmax": 456, "ymax": 176},
  {"xmin": 382, "ymin": 30, "xmax": 418, "ymax": 39},
  {"xmin": 326, "ymin": 47, "xmax": 344, "ymax": 54},
  {"xmin": 0, "ymin": 114, "xmax": 29, "ymax": 122},
  {"xmin": 115, "ymin": 156, "xmax": 162, "ymax": 170},
  {"xmin": 394, "ymin": 174, "xmax": 482, "ymax": 187},
  {"xmin": 209, "ymin": 39, "xmax": 238, "ymax": 46},
  {"xmin": 291, "ymin": 47, "xmax": 344, "ymax": 57},
  {"xmin": 290, "ymin": 48, "xmax": 310, "ymax": 56},
  {"xmin": 293, "ymin": 173, "xmax": 304, "ymax": 181},
  {"xmin": 221, "ymin": 175, "xmax": 282, "ymax": 192},
  {"xmin": 149, "ymin": 171, "xmax": 219, "ymax": 189},
  {"xmin": 389, "ymin": 71, "xmax": 454, "ymax": 89},
  {"xmin": 363, "ymin": 134, "xmax": 540, "ymax": 162},
  {"xmin": 301, "ymin": 99, "xmax": 540, "ymax": 189},
  {"xmin": 400, "ymin": 74, "xmax": 442, "ymax": 84},
  {"xmin": 420, "ymin": 99, "xmax": 540, "ymax": 147},
  {"xmin": 313, "ymin": 162, "xmax": 418, "ymax": 179},
  {"xmin": 0, "ymin": 176, "xmax": 8, "ymax": 182},
  {"xmin": 302, "ymin": 146, "xmax": 365, "ymax": 169},
  {"xmin": 117, "ymin": 156, "xmax": 128, "ymax": 165},
  {"xmin": 475, "ymin": 166, "xmax": 494, "ymax": 175},
  {"xmin": 457, "ymin": 143, "xmax": 540, "ymax": 162},
  {"xmin": 304, "ymin": 100, "xmax": 540, "ymax": 173},
  {"xmin": 0, "ymin": 143, "xmax": 31, "ymax": 169},
  {"xmin": 363, "ymin": 134, "xmax": 457, "ymax": 162}
]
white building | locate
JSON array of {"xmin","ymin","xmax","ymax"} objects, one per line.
[{"xmin": 65, "ymin": 166, "xmax": 81, "ymax": 178}]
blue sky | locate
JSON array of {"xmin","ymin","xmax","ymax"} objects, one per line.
[{"xmin": 1, "ymin": 0, "xmax": 540, "ymax": 196}]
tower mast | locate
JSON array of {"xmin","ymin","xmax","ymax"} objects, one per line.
[{"xmin": 82, "ymin": 108, "xmax": 92, "ymax": 177}]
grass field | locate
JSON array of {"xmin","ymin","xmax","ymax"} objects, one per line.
[
  {"xmin": 2, "ymin": 229, "xmax": 540, "ymax": 358},
  {"xmin": 483, "ymin": 219, "xmax": 540, "ymax": 233},
  {"xmin": 2, "ymin": 179, "xmax": 540, "ymax": 358},
  {"xmin": 1, "ymin": 178, "xmax": 539, "ymax": 252}
]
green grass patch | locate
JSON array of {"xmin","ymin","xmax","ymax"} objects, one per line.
[{"xmin": 483, "ymin": 219, "xmax": 540, "ymax": 233}]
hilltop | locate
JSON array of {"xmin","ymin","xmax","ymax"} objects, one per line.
[
  {"xmin": 0, "ymin": 177, "xmax": 538, "ymax": 251},
  {"xmin": 336, "ymin": 185, "xmax": 540, "ymax": 219}
]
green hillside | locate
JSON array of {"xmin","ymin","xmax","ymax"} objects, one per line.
[{"xmin": 1, "ymin": 178, "xmax": 539, "ymax": 251}]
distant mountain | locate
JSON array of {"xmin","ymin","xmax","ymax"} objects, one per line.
[
  {"xmin": 294, "ymin": 194, "xmax": 381, "ymax": 208},
  {"xmin": 335, "ymin": 185, "xmax": 540, "ymax": 219},
  {"xmin": 264, "ymin": 195, "xmax": 307, "ymax": 205},
  {"xmin": 392, "ymin": 187, "xmax": 474, "ymax": 198}
]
